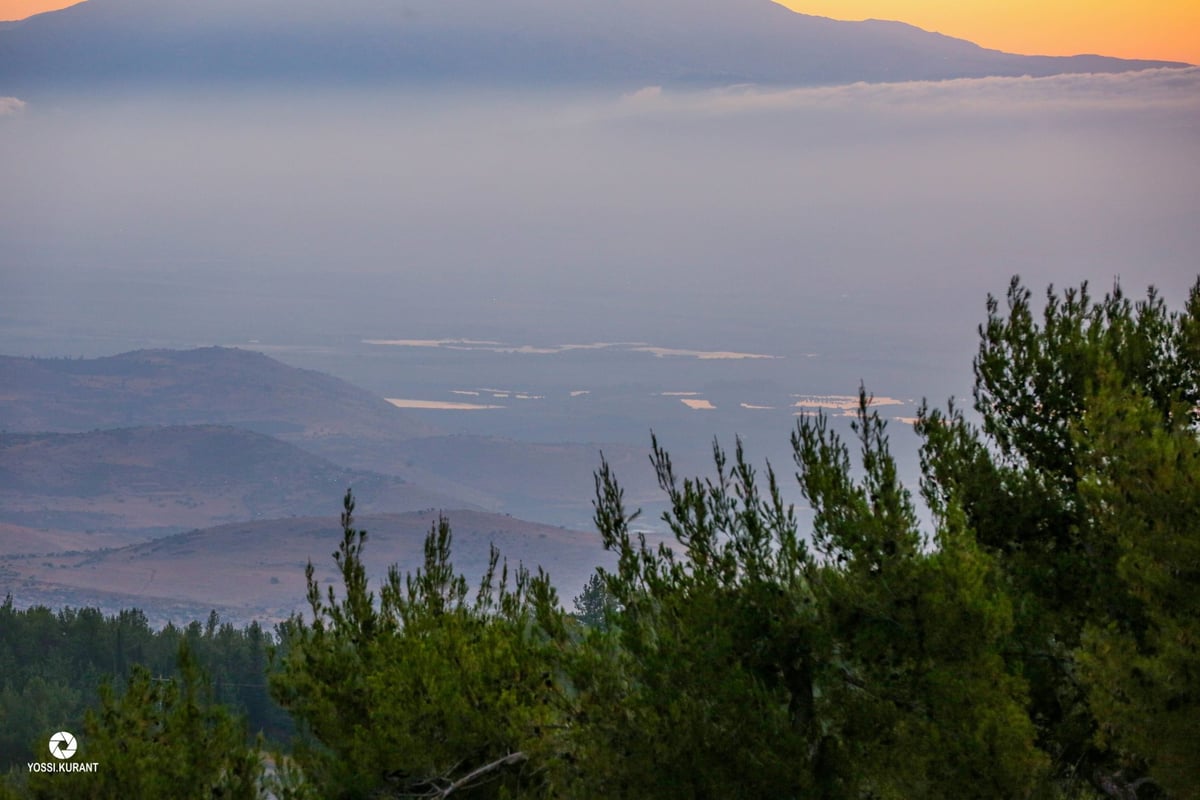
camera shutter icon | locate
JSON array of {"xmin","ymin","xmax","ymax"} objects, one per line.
[{"xmin": 49, "ymin": 731, "xmax": 78, "ymax": 760}]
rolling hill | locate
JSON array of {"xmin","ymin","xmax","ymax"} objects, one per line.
[
  {"xmin": 0, "ymin": 509, "xmax": 618, "ymax": 625},
  {"xmin": 0, "ymin": 348, "xmax": 434, "ymax": 443},
  {"xmin": 0, "ymin": 425, "xmax": 460, "ymax": 538},
  {"xmin": 0, "ymin": 348, "xmax": 662, "ymax": 526}
]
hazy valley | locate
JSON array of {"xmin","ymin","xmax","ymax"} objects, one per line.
[
  {"xmin": 0, "ymin": 337, "xmax": 934, "ymax": 622},
  {"xmin": 0, "ymin": 347, "xmax": 675, "ymax": 620}
]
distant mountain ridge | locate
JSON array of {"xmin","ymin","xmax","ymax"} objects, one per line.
[
  {"xmin": 0, "ymin": 424, "xmax": 461, "ymax": 536},
  {"xmin": 0, "ymin": 0, "xmax": 1187, "ymax": 92},
  {"xmin": 0, "ymin": 348, "xmax": 434, "ymax": 443}
]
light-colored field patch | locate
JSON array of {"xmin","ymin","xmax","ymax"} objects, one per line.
[
  {"xmin": 478, "ymin": 387, "xmax": 532, "ymax": 395},
  {"xmin": 482, "ymin": 345, "xmax": 563, "ymax": 354},
  {"xmin": 740, "ymin": 403, "xmax": 774, "ymax": 410},
  {"xmin": 569, "ymin": 390, "xmax": 590, "ymax": 397},
  {"xmin": 634, "ymin": 347, "xmax": 780, "ymax": 360},
  {"xmin": 680, "ymin": 398, "xmax": 716, "ymax": 410},
  {"xmin": 659, "ymin": 391, "xmax": 701, "ymax": 396},
  {"xmin": 386, "ymin": 398, "xmax": 504, "ymax": 410},
  {"xmin": 480, "ymin": 342, "xmax": 633, "ymax": 355},
  {"xmin": 365, "ymin": 338, "xmax": 501, "ymax": 348},
  {"xmin": 792, "ymin": 394, "xmax": 904, "ymax": 411},
  {"xmin": 365, "ymin": 339, "xmax": 626, "ymax": 355},
  {"xmin": 451, "ymin": 388, "xmax": 544, "ymax": 400}
]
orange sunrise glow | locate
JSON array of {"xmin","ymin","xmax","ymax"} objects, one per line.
[
  {"xmin": 779, "ymin": 1, "xmax": 1199, "ymax": 65},
  {"xmin": 0, "ymin": 0, "xmax": 81, "ymax": 21},
  {"xmin": 2, "ymin": 0, "xmax": 1197, "ymax": 64}
]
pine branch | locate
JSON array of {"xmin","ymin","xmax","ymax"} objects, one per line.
[{"xmin": 396, "ymin": 752, "xmax": 528, "ymax": 799}]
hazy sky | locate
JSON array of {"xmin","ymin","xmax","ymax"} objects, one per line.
[
  {"xmin": 780, "ymin": 1, "xmax": 1200, "ymax": 64},
  {"xmin": 4, "ymin": 0, "xmax": 1198, "ymax": 63}
]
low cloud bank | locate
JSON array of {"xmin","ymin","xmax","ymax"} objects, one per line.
[{"xmin": 616, "ymin": 67, "xmax": 1200, "ymax": 117}]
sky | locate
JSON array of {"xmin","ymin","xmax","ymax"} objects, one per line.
[
  {"xmin": 780, "ymin": 0, "xmax": 1200, "ymax": 64},
  {"xmin": 2, "ymin": 0, "xmax": 1197, "ymax": 64}
]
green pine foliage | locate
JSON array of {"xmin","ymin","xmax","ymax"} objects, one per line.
[
  {"xmin": 919, "ymin": 277, "xmax": 1200, "ymax": 797},
  {"xmin": 564, "ymin": 438, "xmax": 825, "ymax": 798},
  {"xmin": 558, "ymin": 397, "xmax": 1045, "ymax": 799},
  {"xmin": 269, "ymin": 491, "xmax": 567, "ymax": 799},
  {"xmin": 1075, "ymin": 369, "xmax": 1200, "ymax": 799},
  {"xmin": 797, "ymin": 396, "xmax": 1046, "ymax": 798},
  {"xmin": 0, "ymin": 601, "xmax": 286, "ymax": 772},
  {"xmin": 19, "ymin": 646, "xmax": 261, "ymax": 800},
  {"xmin": 569, "ymin": 573, "xmax": 613, "ymax": 630}
]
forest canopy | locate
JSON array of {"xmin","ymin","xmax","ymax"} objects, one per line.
[{"xmin": 4, "ymin": 277, "xmax": 1197, "ymax": 799}]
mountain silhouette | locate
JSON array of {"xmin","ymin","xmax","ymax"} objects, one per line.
[{"xmin": 0, "ymin": 0, "xmax": 1186, "ymax": 92}]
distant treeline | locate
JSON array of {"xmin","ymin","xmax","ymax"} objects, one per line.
[{"xmin": 0, "ymin": 600, "xmax": 289, "ymax": 770}]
